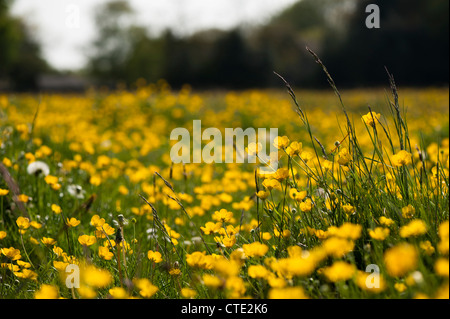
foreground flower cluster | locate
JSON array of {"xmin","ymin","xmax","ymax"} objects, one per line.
[{"xmin": 0, "ymin": 83, "xmax": 448, "ymax": 299}]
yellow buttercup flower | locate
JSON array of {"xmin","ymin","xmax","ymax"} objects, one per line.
[
  {"xmin": 391, "ymin": 150, "xmax": 412, "ymax": 167},
  {"xmin": 369, "ymin": 227, "xmax": 390, "ymax": 241},
  {"xmin": 90, "ymin": 214, "xmax": 105, "ymax": 227},
  {"xmin": 273, "ymin": 136, "xmax": 290, "ymax": 149},
  {"xmin": 41, "ymin": 237, "xmax": 57, "ymax": 246},
  {"xmin": 51, "ymin": 204, "xmax": 62, "ymax": 214},
  {"xmin": 322, "ymin": 261, "xmax": 356, "ymax": 282},
  {"xmin": 17, "ymin": 194, "xmax": 29, "ymax": 203},
  {"xmin": 78, "ymin": 235, "xmax": 97, "ymax": 246},
  {"xmin": 1, "ymin": 247, "xmax": 21, "ymax": 260},
  {"xmin": 242, "ymin": 242, "xmax": 269, "ymax": 258},
  {"xmin": 147, "ymin": 250, "xmax": 163, "ymax": 263},
  {"xmin": 399, "ymin": 219, "xmax": 427, "ymax": 238},
  {"xmin": 66, "ymin": 217, "xmax": 81, "ymax": 228},
  {"xmin": 34, "ymin": 284, "xmax": 60, "ymax": 299},
  {"xmin": 133, "ymin": 278, "xmax": 158, "ymax": 298},
  {"xmin": 0, "ymin": 188, "xmax": 9, "ymax": 196},
  {"xmin": 16, "ymin": 216, "xmax": 30, "ymax": 230},
  {"xmin": 98, "ymin": 246, "xmax": 114, "ymax": 260},
  {"xmin": 362, "ymin": 111, "xmax": 381, "ymax": 127},
  {"xmin": 212, "ymin": 208, "xmax": 233, "ymax": 223},
  {"xmin": 384, "ymin": 243, "xmax": 418, "ymax": 277},
  {"xmin": 268, "ymin": 286, "xmax": 309, "ymax": 299}
]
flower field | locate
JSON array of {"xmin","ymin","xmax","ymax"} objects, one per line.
[{"xmin": 0, "ymin": 78, "xmax": 449, "ymax": 299}]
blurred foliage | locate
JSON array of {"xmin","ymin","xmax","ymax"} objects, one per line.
[
  {"xmin": 0, "ymin": 0, "xmax": 49, "ymax": 91},
  {"xmin": 86, "ymin": 0, "xmax": 448, "ymax": 89},
  {"xmin": 1, "ymin": 0, "xmax": 449, "ymax": 90}
]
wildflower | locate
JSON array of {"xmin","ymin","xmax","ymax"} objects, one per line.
[
  {"xmin": 109, "ymin": 287, "xmax": 129, "ymax": 299},
  {"xmin": 419, "ymin": 241, "xmax": 435, "ymax": 256},
  {"xmin": 286, "ymin": 141, "xmax": 302, "ymax": 157},
  {"xmin": 53, "ymin": 260, "xmax": 69, "ymax": 272},
  {"xmin": 434, "ymin": 258, "xmax": 449, "ymax": 277},
  {"xmin": 90, "ymin": 214, "xmax": 105, "ymax": 227},
  {"xmin": 245, "ymin": 142, "xmax": 262, "ymax": 156},
  {"xmin": 212, "ymin": 208, "xmax": 233, "ymax": 223},
  {"xmin": 44, "ymin": 175, "xmax": 58, "ymax": 185},
  {"xmin": 401, "ymin": 204, "xmax": 415, "ymax": 219},
  {"xmin": 181, "ymin": 288, "xmax": 197, "ymax": 299},
  {"xmin": 51, "ymin": 204, "xmax": 62, "ymax": 214},
  {"xmin": 67, "ymin": 184, "xmax": 85, "ymax": 199},
  {"xmin": 242, "ymin": 242, "xmax": 269, "ymax": 258},
  {"xmin": 1, "ymin": 247, "xmax": 21, "ymax": 260},
  {"xmin": 256, "ymin": 190, "xmax": 270, "ymax": 200},
  {"xmin": 133, "ymin": 278, "xmax": 158, "ymax": 298},
  {"xmin": 118, "ymin": 185, "xmax": 129, "ymax": 195},
  {"xmin": 322, "ymin": 237, "xmax": 354, "ymax": 258},
  {"xmin": 0, "ymin": 188, "xmax": 9, "ymax": 196},
  {"xmin": 354, "ymin": 270, "xmax": 386, "ymax": 293},
  {"xmin": 98, "ymin": 246, "xmax": 114, "ymax": 260},
  {"xmin": 200, "ymin": 221, "xmax": 222, "ymax": 235},
  {"xmin": 362, "ymin": 111, "xmax": 381, "ymax": 127},
  {"xmin": 26, "ymin": 161, "xmax": 49, "ymax": 176},
  {"xmin": 29, "ymin": 237, "xmax": 39, "ymax": 245},
  {"xmin": 299, "ymin": 198, "xmax": 314, "ymax": 212},
  {"xmin": 215, "ymin": 234, "xmax": 236, "ymax": 248},
  {"xmin": 34, "ymin": 284, "xmax": 60, "ymax": 299},
  {"xmin": 391, "ymin": 150, "xmax": 412, "ymax": 167},
  {"xmin": 82, "ymin": 264, "xmax": 113, "ymax": 288},
  {"xmin": 394, "ymin": 282, "xmax": 407, "ymax": 293},
  {"xmin": 384, "ymin": 243, "xmax": 418, "ymax": 277},
  {"xmin": 342, "ymin": 204, "xmax": 356, "ymax": 216},
  {"xmin": 203, "ymin": 274, "xmax": 223, "ymax": 288},
  {"xmin": 225, "ymin": 276, "xmax": 247, "ymax": 298},
  {"xmin": 337, "ymin": 147, "xmax": 352, "ymax": 166},
  {"xmin": 30, "ymin": 221, "xmax": 42, "ymax": 229},
  {"xmin": 66, "ymin": 217, "xmax": 81, "ymax": 228},
  {"xmin": 322, "ymin": 261, "xmax": 356, "ymax": 282},
  {"xmin": 0, "ymin": 231, "xmax": 6, "ymax": 239},
  {"xmin": 77, "ymin": 285, "xmax": 97, "ymax": 299},
  {"xmin": 273, "ymin": 136, "xmax": 290, "ymax": 149},
  {"xmin": 300, "ymin": 150, "xmax": 314, "ymax": 163},
  {"xmin": 169, "ymin": 268, "xmax": 181, "ymax": 276},
  {"xmin": 17, "ymin": 194, "xmax": 29, "ymax": 203},
  {"xmin": 262, "ymin": 178, "xmax": 282, "ymax": 191},
  {"xmin": 248, "ymin": 265, "xmax": 270, "ymax": 279},
  {"xmin": 147, "ymin": 250, "xmax": 163, "ymax": 263},
  {"xmin": 369, "ymin": 227, "xmax": 390, "ymax": 241},
  {"xmin": 16, "ymin": 216, "xmax": 30, "ymax": 232},
  {"xmin": 438, "ymin": 220, "xmax": 449, "ymax": 255},
  {"xmin": 273, "ymin": 168, "xmax": 290, "ymax": 180},
  {"xmin": 379, "ymin": 216, "xmax": 395, "ymax": 226},
  {"xmin": 399, "ymin": 219, "xmax": 427, "ymax": 238},
  {"xmin": 2, "ymin": 157, "xmax": 12, "ymax": 167},
  {"xmin": 15, "ymin": 269, "xmax": 38, "ymax": 281},
  {"xmin": 41, "ymin": 237, "xmax": 57, "ymax": 246},
  {"xmin": 268, "ymin": 287, "xmax": 309, "ymax": 299},
  {"xmin": 78, "ymin": 235, "xmax": 97, "ymax": 247},
  {"xmin": 35, "ymin": 145, "xmax": 52, "ymax": 158}
]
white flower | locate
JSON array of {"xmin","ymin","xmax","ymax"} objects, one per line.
[
  {"xmin": 67, "ymin": 184, "xmax": 85, "ymax": 199},
  {"xmin": 26, "ymin": 161, "xmax": 49, "ymax": 176}
]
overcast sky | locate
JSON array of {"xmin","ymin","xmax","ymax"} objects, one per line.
[{"xmin": 11, "ymin": 0, "xmax": 298, "ymax": 71}]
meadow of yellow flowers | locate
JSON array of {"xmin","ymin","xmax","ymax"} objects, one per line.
[{"xmin": 0, "ymin": 79, "xmax": 448, "ymax": 299}]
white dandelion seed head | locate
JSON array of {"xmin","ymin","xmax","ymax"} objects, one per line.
[
  {"xmin": 67, "ymin": 184, "xmax": 85, "ymax": 199},
  {"xmin": 26, "ymin": 161, "xmax": 50, "ymax": 176}
]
